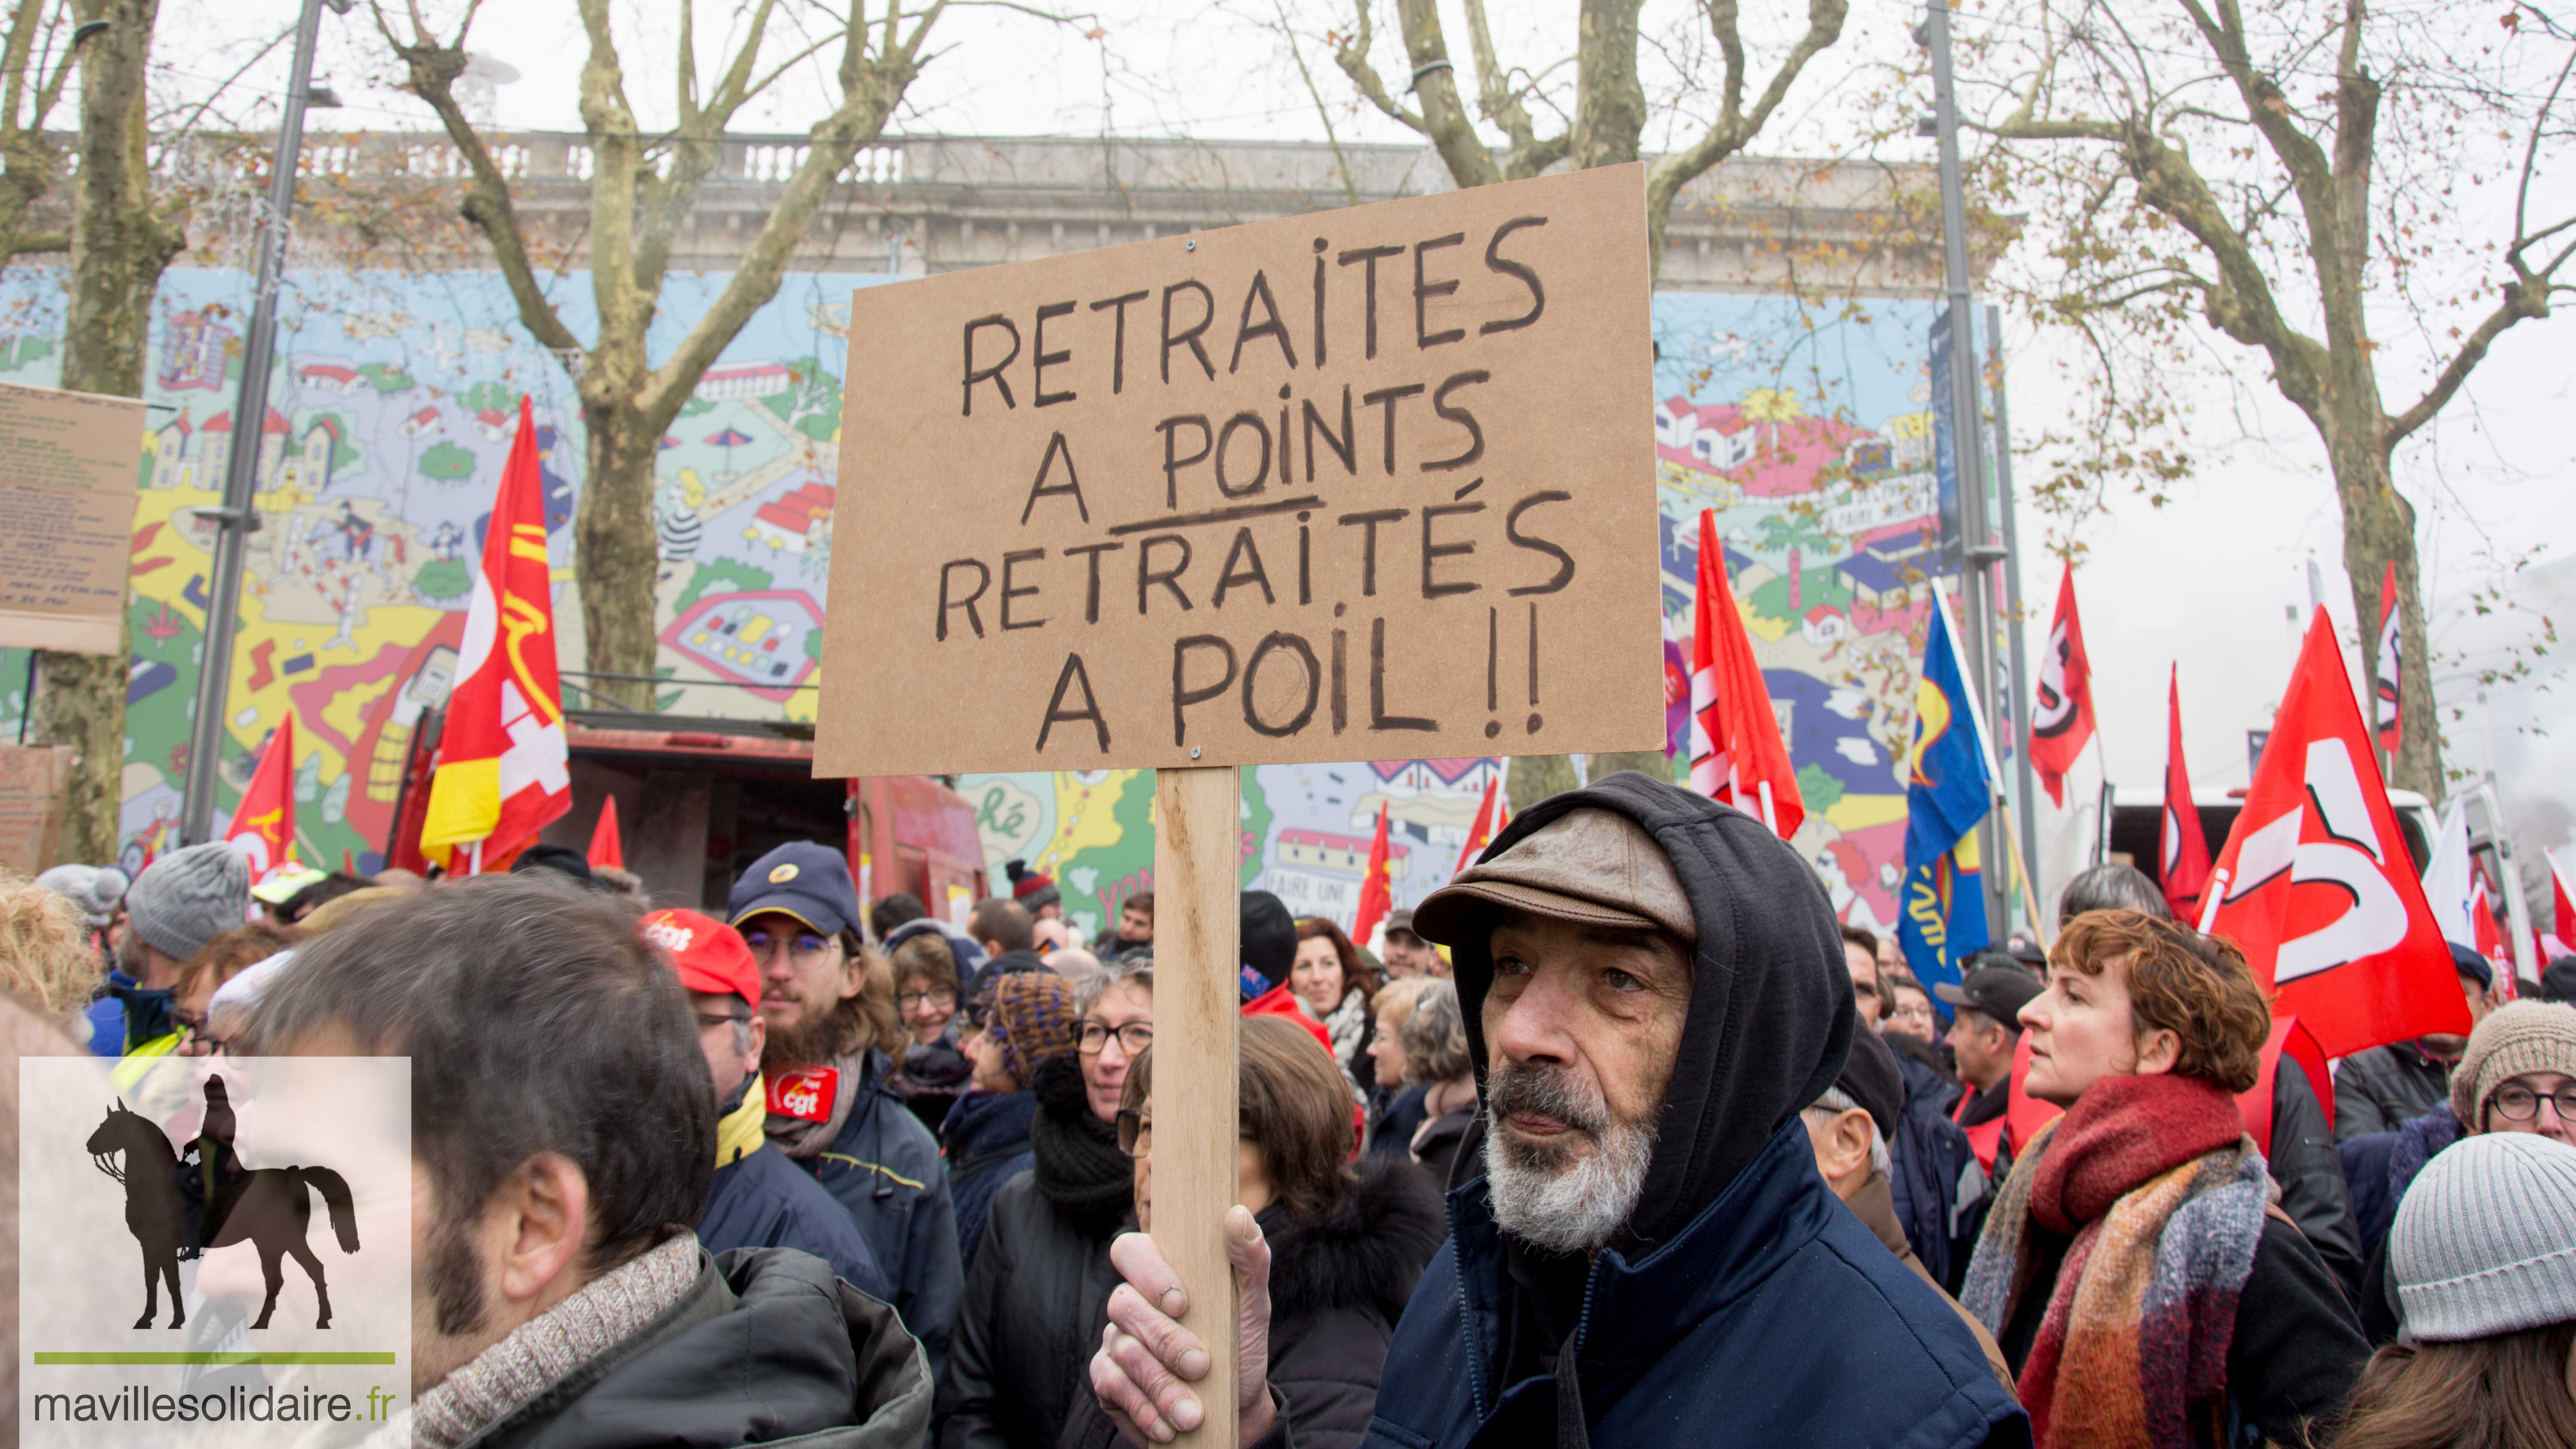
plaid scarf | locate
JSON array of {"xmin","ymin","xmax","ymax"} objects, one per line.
[{"xmin": 1960, "ymin": 1072, "xmax": 2268, "ymax": 1449}]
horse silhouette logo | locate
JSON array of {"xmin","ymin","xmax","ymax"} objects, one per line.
[{"xmin": 83, "ymin": 1074, "xmax": 361, "ymax": 1331}]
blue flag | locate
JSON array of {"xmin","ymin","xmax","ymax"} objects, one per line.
[{"xmin": 1898, "ymin": 587, "xmax": 1993, "ymax": 1000}]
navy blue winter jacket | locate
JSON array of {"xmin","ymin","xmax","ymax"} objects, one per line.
[
  {"xmin": 1350, "ymin": 772, "xmax": 2029, "ymax": 1449},
  {"xmin": 784, "ymin": 1047, "xmax": 965, "ymax": 1377},
  {"xmin": 1361, "ymin": 1121, "xmax": 2026, "ymax": 1449},
  {"xmin": 699, "ymin": 1139, "xmax": 892, "ymax": 1302}
]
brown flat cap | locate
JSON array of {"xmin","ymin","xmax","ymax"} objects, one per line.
[{"xmin": 1412, "ymin": 807, "xmax": 1695, "ymax": 947}]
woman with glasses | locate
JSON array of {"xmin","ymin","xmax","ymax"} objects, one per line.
[
  {"xmin": 943, "ymin": 971, "xmax": 1079, "ymax": 1270},
  {"xmin": 169, "ymin": 920, "xmax": 304, "ymax": 1058},
  {"xmin": 2355, "ymin": 999, "xmax": 2576, "ymax": 1343},
  {"xmin": 1959, "ymin": 910, "xmax": 2368, "ymax": 1449},
  {"xmin": 888, "ymin": 931, "xmax": 972, "ymax": 1133},
  {"xmin": 936, "ymin": 958, "xmax": 1154, "ymax": 1449},
  {"xmin": 1062, "ymin": 1015, "xmax": 1444, "ymax": 1449}
]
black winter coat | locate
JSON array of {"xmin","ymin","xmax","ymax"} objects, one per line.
[
  {"xmin": 1058, "ymin": 1157, "xmax": 1448, "ymax": 1449},
  {"xmin": 457, "ymin": 1246, "xmax": 932, "ymax": 1449},
  {"xmin": 2332, "ymin": 1042, "xmax": 2452, "ymax": 1142},
  {"xmin": 934, "ymin": 1170, "xmax": 1124, "ymax": 1449}
]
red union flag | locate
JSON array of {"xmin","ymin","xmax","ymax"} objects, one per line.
[
  {"xmin": 1688, "ymin": 509, "xmax": 1803, "ymax": 837},
  {"xmin": 2374, "ymin": 559, "xmax": 2403, "ymax": 756},
  {"xmin": 223, "ymin": 709, "xmax": 298, "ymax": 884},
  {"xmin": 2202, "ymin": 614, "xmax": 2468, "ymax": 1057},
  {"xmin": 1353, "ymin": 801, "xmax": 1393, "ymax": 947},
  {"xmin": 417, "ymin": 396, "xmax": 571, "ymax": 870},
  {"xmin": 2029, "ymin": 563, "xmax": 2096, "ymax": 808},
  {"xmin": 2160, "ymin": 667, "xmax": 2213, "ymax": 923}
]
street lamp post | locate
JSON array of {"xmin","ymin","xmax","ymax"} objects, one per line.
[
  {"xmin": 1923, "ymin": 0, "xmax": 2014, "ymax": 935},
  {"xmin": 178, "ymin": 0, "xmax": 345, "ymax": 844}
]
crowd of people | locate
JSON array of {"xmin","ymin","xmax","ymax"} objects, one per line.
[{"xmin": 3, "ymin": 770, "xmax": 2574, "ymax": 1448}]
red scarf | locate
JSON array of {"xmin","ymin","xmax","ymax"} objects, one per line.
[
  {"xmin": 2030, "ymin": 1072, "xmax": 2243, "ymax": 1232},
  {"xmin": 1968, "ymin": 1072, "xmax": 2269, "ymax": 1449}
]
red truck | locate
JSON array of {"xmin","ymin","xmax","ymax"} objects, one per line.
[{"xmin": 385, "ymin": 708, "xmax": 987, "ymax": 919}]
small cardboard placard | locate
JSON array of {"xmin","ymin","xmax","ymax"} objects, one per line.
[
  {"xmin": 0, "ymin": 380, "xmax": 146, "ymax": 656},
  {"xmin": 0, "ymin": 741, "xmax": 74, "ymax": 873},
  {"xmin": 817, "ymin": 163, "xmax": 1661, "ymax": 776}
]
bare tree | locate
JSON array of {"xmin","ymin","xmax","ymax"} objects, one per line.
[
  {"xmin": 1330, "ymin": 0, "xmax": 1851, "ymax": 280},
  {"xmin": 26, "ymin": 0, "xmax": 197, "ymax": 863},
  {"xmin": 1321, "ymin": 0, "xmax": 1853, "ymax": 803},
  {"xmin": 376, "ymin": 0, "xmax": 991, "ymax": 707},
  {"xmin": 1965, "ymin": 0, "xmax": 2576, "ymax": 799},
  {"xmin": 0, "ymin": 0, "xmax": 85, "ymax": 258}
]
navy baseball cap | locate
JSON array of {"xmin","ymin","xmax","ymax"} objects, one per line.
[{"xmin": 727, "ymin": 842, "xmax": 859, "ymax": 937}]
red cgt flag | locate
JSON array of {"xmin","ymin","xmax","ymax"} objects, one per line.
[
  {"xmin": 1687, "ymin": 510, "xmax": 1802, "ymax": 837},
  {"xmin": 1353, "ymin": 801, "xmax": 1393, "ymax": 948},
  {"xmin": 223, "ymin": 709, "xmax": 299, "ymax": 886},
  {"xmin": 2160, "ymin": 667, "xmax": 2213, "ymax": 923},
  {"xmin": 1455, "ymin": 775, "xmax": 1500, "ymax": 876},
  {"xmin": 588, "ymin": 795, "xmax": 625, "ymax": 871},
  {"xmin": 2202, "ymin": 614, "xmax": 2469, "ymax": 1058},
  {"xmin": 2029, "ymin": 563, "xmax": 2096, "ymax": 808}
]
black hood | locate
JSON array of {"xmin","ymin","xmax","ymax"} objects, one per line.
[{"xmin": 1449, "ymin": 770, "xmax": 1855, "ymax": 1249}]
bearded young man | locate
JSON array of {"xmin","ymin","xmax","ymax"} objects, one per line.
[
  {"xmin": 729, "ymin": 842, "xmax": 963, "ymax": 1374},
  {"xmin": 1083, "ymin": 774, "xmax": 2027, "ymax": 1448}
]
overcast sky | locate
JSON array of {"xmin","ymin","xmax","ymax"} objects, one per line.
[{"xmin": 165, "ymin": 0, "xmax": 2576, "ymax": 863}]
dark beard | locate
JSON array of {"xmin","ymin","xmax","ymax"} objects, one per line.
[
  {"xmin": 762, "ymin": 995, "xmax": 863, "ymax": 1075},
  {"xmin": 425, "ymin": 1203, "xmax": 487, "ymax": 1337}
]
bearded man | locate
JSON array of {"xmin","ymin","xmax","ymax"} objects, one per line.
[
  {"xmin": 1083, "ymin": 774, "xmax": 2028, "ymax": 1448},
  {"xmin": 728, "ymin": 842, "xmax": 963, "ymax": 1373}
]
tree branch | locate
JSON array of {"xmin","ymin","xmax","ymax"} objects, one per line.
[
  {"xmin": 372, "ymin": 0, "xmax": 583, "ymax": 358},
  {"xmin": 1330, "ymin": 1, "xmax": 1426, "ymax": 136}
]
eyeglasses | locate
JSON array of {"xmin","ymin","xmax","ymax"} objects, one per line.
[
  {"xmin": 741, "ymin": 927, "xmax": 835, "ymax": 965},
  {"xmin": 173, "ymin": 1011, "xmax": 228, "ymax": 1055},
  {"xmin": 2488, "ymin": 1083, "xmax": 2576, "ymax": 1122},
  {"xmin": 1078, "ymin": 1021, "xmax": 1154, "ymax": 1056},
  {"xmin": 1889, "ymin": 1001, "xmax": 1936, "ymax": 1025},
  {"xmin": 898, "ymin": 987, "xmax": 959, "ymax": 1012}
]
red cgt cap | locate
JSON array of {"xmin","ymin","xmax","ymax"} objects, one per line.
[{"xmin": 641, "ymin": 908, "xmax": 760, "ymax": 1009}]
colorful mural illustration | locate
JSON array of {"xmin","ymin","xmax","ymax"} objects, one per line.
[{"xmin": 0, "ymin": 267, "xmax": 1944, "ymax": 941}]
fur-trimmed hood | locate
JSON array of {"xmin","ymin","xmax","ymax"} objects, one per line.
[{"xmin": 1258, "ymin": 1155, "xmax": 1446, "ymax": 1326}]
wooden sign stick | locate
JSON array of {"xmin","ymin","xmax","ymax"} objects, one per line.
[{"xmin": 1153, "ymin": 762, "xmax": 1242, "ymax": 1449}]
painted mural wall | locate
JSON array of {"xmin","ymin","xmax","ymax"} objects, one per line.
[{"xmin": 0, "ymin": 267, "xmax": 1946, "ymax": 948}]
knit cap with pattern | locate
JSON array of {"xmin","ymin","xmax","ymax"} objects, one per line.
[
  {"xmin": 2449, "ymin": 999, "xmax": 2576, "ymax": 1132},
  {"xmin": 2390, "ymin": 1132, "xmax": 2576, "ymax": 1342},
  {"xmin": 124, "ymin": 843, "xmax": 250, "ymax": 962},
  {"xmin": 981, "ymin": 970, "xmax": 1078, "ymax": 1084}
]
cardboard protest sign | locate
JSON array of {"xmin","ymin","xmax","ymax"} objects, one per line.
[
  {"xmin": 0, "ymin": 380, "xmax": 145, "ymax": 655},
  {"xmin": 817, "ymin": 162, "xmax": 1660, "ymax": 776},
  {"xmin": 0, "ymin": 742, "xmax": 74, "ymax": 873}
]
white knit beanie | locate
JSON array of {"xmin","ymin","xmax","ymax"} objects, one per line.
[{"xmin": 2391, "ymin": 1132, "xmax": 2576, "ymax": 1342}]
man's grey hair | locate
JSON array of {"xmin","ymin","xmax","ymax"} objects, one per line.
[
  {"xmin": 1075, "ymin": 954, "xmax": 1152, "ymax": 1015},
  {"xmin": 2058, "ymin": 863, "xmax": 2171, "ymax": 926},
  {"xmin": 1806, "ymin": 1086, "xmax": 1892, "ymax": 1179}
]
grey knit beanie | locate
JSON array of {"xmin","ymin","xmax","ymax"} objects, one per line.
[
  {"xmin": 34, "ymin": 863, "xmax": 128, "ymax": 930},
  {"xmin": 2451, "ymin": 1000, "xmax": 2576, "ymax": 1132},
  {"xmin": 124, "ymin": 842, "xmax": 250, "ymax": 962},
  {"xmin": 2391, "ymin": 1133, "xmax": 2576, "ymax": 1341}
]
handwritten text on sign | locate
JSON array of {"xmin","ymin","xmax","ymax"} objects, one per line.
[{"xmin": 816, "ymin": 163, "xmax": 1659, "ymax": 776}]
